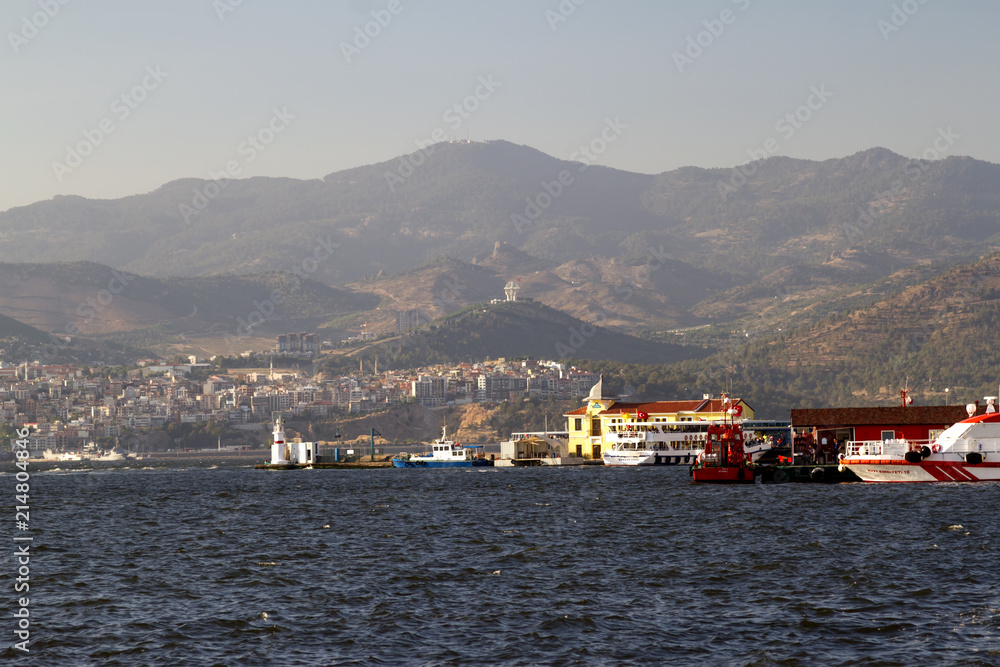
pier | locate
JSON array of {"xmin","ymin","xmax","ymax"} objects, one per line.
[
  {"xmin": 255, "ymin": 460, "xmax": 392, "ymax": 470},
  {"xmin": 756, "ymin": 464, "xmax": 860, "ymax": 484}
]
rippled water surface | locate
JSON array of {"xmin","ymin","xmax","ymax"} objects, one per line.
[{"xmin": 3, "ymin": 462, "xmax": 1000, "ymax": 665}]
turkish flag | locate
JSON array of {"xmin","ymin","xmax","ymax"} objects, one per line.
[{"xmin": 637, "ymin": 410, "xmax": 649, "ymax": 420}]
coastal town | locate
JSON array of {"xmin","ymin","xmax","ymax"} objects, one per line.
[{"xmin": 0, "ymin": 341, "xmax": 605, "ymax": 458}]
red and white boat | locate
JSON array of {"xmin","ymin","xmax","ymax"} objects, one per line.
[
  {"xmin": 691, "ymin": 397, "xmax": 755, "ymax": 484},
  {"xmin": 842, "ymin": 408, "xmax": 1000, "ymax": 483}
]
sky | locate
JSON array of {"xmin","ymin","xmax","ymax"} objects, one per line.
[{"xmin": 2, "ymin": 0, "xmax": 998, "ymax": 213}]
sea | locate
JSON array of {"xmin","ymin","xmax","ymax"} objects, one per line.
[{"xmin": 2, "ymin": 460, "xmax": 999, "ymax": 666}]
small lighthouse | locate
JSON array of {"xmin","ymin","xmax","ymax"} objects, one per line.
[
  {"xmin": 270, "ymin": 414, "xmax": 289, "ymax": 464},
  {"xmin": 268, "ymin": 413, "xmax": 317, "ymax": 466}
]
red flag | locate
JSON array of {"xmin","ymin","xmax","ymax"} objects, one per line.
[{"xmin": 637, "ymin": 410, "xmax": 649, "ymax": 420}]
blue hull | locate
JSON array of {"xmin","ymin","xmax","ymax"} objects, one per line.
[{"xmin": 392, "ymin": 459, "xmax": 493, "ymax": 468}]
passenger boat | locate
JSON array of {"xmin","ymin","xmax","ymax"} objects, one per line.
[
  {"xmin": 392, "ymin": 425, "xmax": 493, "ymax": 468},
  {"xmin": 691, "ymin": 402, "xmax": 756, "ymax": 483},
  {"xmin": 842, "ymin": 407, "xmax": 1000, "ymax": 482},
  {"xmin": 603, "ymin": 422, "xmax": 771, "ymax": 466}
]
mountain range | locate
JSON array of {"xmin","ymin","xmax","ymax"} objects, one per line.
[{"xmin": 1, "ymin": 141, "xmax": 999, "ymax": 408}]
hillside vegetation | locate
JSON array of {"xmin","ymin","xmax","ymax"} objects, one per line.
[{"xmin": 322, "ymin": 299, "xmax": 707, "ymax": 373}]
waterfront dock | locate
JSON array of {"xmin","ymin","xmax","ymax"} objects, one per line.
[
  {"xmin": 494, "ymin": 456, "xmax": 602, "ymax": 467},
  {"xmin": 757, "ymin": 464, "xmax": 860, "ymax": 483},
  {"xmin": 255, "ymin": 460, "xmax": 392, "ymax": 470}
]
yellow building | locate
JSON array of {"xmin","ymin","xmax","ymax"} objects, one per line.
[{"xmin": 563, "ymin": 377, "xmax": 754, "ymax": 458}]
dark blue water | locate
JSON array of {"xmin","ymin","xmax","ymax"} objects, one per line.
[{"xmin": 3, "ymin": 462, "xmax": 999, "ymax": 665}]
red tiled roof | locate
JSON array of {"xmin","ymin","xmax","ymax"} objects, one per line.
[
  {"xmin": 564, "ymin": 398, "xmax": 752, "ymax": 417},
  {"xmin": 602, "ymin": 400, "xmax": 706, "ymax": 414},
  {"xmin": 791, "ymin": 405, "xmax": 983, "ymax": 427}
]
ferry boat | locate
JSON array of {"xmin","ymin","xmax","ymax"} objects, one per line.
[
  {"xmin": 392, "ymin": 426, "xmax": 493, "ymax": 468},
  {"xmin": 842, "ymin": 406, "xmax": 1000, "ymax": 482},
  {"xmin": 603, "ymin": 422, "xmax": 772, "ymax": 466}
]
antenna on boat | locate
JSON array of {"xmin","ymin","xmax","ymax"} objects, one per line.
[{"xmin": 899, "ymin": 378, "xmax": 912, "ymax": 407}]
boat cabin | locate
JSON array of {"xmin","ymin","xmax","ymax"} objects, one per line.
[{"xmin": 701, "ymin": 423, "xmax": 745, "ymax": 467}]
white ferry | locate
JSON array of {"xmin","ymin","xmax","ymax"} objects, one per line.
[
  {"xmin": 842, "ymin": 406, "xmax": 1000, "ymax": 482},
  {"xmin": 602, "ymin": 421, "xmax": 773, "ymax": 466}
]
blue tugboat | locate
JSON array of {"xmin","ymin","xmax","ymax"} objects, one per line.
[{"xmin": 392, "ymin": 425, "xmax": 493, "ymax": 468}]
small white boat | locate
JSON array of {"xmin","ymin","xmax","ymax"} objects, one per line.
[{"xmin": 842, "ymin": 408, "xmax": 1000, "ymax": 482}]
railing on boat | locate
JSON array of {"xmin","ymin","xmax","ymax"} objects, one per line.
[
  {"xmin": 847, "ymin": 438, "xmax": 1000, "ymax": 457},
  {"xmin": 846, "ymin": 439, "xmax": 930, "ymax": 457}
]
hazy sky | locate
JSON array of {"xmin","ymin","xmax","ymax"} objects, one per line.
[{"xmin": 2, "ymin": 0, "xmax": 998, "ymax": 213}]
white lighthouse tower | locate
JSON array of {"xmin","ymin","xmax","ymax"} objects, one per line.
[
  {"xmin": 268, "ymin": 413, "xmax": 317, "ymax": 465},
  {"xmin": 270, "ymin": 414, "xmax": 289, "ymax": 464}
]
